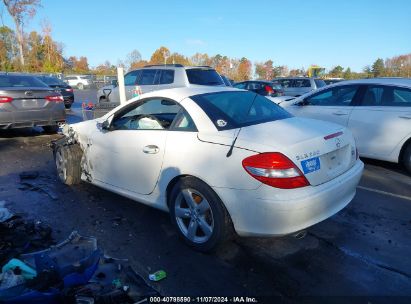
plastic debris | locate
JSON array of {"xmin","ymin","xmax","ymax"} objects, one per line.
[
  {"xmin": 148, "ymin": 270, "xmax": 167, "ymax": 282},
  {"xmin": 2, "ymin": 259, "xmax": 37, "ymax": 280},
  {"xmin": 0, "ymin": 201, "xmax": 13, "ymax": 223}
]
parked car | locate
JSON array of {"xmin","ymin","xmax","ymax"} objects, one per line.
[
  {"xmin": 279, "ymin": 78, "xmax": 411, "ymax": 173},
  {"xmin": 0, "ymin": 74, "xmax": 65, "ymax": 132},
  {"xmin": 53, "ymin": 87, "xmax": 363, "ymax": 251},
  {"xmin": 274, "ymin": 77, "xmax": 326, "ymax": 96},
  {"xmin": 97, "ymin": 64, "xmax": 225, "ymax": 104},
  {"xmin": 221, "ymin": 75, "xmax": 233, "ymax": 87},
  {"xmin": 36, "ymin": 75, "xmax": 74, "ymax": 109},
  {"xmin": 324, "ymin": 78, "xmax": 344, "ymax": 85},
  {"xmin": 64, "ymin": 75, "xmax": 94, "ymax": 90},
  {"xmin": 233, "ymin": 80, "xmax": 284, "ymax": 97}
]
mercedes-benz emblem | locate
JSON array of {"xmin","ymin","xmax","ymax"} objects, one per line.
[{"xmin": 335, "ymin": 137, "xmax": 341, "ymax": 148}]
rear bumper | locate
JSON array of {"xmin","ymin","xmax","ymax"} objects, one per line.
[
  {"xmin": 214, "ymin": 160, "xmax": 364, "ymax": 237},
  {"xmin": 0, "ymin": 108, "xmax": 66, "ymax": 129}
]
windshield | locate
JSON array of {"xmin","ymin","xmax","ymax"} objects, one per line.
[
  {"xmin": 0, "ymin": 75, "xmax": 50, "ymax": 88},
  {"xmin": 191, "ymin": 91, "xmax": 292, "ymax": 130},
  {"xmin": 186, "ymin": 69, "xmax": 224, "ymax": 86},
  {"xmin": 315, "ymin": 79, "xmax": 326, "ymax": 88},
  {"xmin": 39, "ymin": 76, "xmax": 65, "ymax": 86}
]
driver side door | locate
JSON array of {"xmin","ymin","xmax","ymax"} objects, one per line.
[{"xmin": 87, "ymin": 97, "xmax": 181, "ymax": 195}]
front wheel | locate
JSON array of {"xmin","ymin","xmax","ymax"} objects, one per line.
[
  {"xmin": 169, "ymin": 177, "xmax": 233, "ymax": 252},
  {"xmin": 403, "ymin": 143, "xmax": 411, "ymax": 174},
  {"xmin": 54, "ymin": 144, "xmax": 83, "ymax": 185}
]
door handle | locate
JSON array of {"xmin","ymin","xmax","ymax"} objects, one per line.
[
  {"xmin": 332, "ymin": 111, "xmax": 348, "ymax": 116},
  {"xmin": 143, "ymin": 145, "xmax": 159, "ymax": 154}
]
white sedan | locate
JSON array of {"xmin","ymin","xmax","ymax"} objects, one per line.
[
  {"xmin": 53, "ymin": 87, "xmax": 363, "ymax": 251},
  {"xmin": 280, "ymin": 78, "xmax": 411, "ymax": 173}
]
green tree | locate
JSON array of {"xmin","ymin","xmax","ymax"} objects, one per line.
[
  {"xmin": 371, "ymin": 58, "xmax": 385, "ymax": 77},
  {"xmin": 2, "ymin": 0, "xmax": 41, "ymax": 68},
  {"xmin": 329, "ymin": 65, "xmax": 344, "ymax": 78},
  {"xmin": 343, "ymin": 67, "xmax": 352, "ymax": 79}
]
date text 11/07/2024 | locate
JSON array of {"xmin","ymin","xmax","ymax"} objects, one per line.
[{"xmin": 148, "ymin": 296, "xmax": 258, "ymax": 303}]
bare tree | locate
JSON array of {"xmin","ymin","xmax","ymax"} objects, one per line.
[{"xmin": 2, "ymin": 0, "xmax": 41, "ymax": 67}]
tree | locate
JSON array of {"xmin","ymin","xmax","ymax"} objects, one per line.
[
  {"xmin": 255, "ymin": 60, "xmax": 274, "ymax": 80},
  {"xmin": 150, "ymin": 46, "xmax": 170, "ymax": 64},
  {"xmin": 190, "ymin": 53, "xmax": 210, "ymax": 66},
  {"xmin": 343, "ymin": 67, "xmax": 352, "ymax": 79},
  {"xmin": 2, "ymin": 0, "xmax": 41, "ymax": 67},
  {"xmin": 363, "ymin": 65, "xmax": 372, "ymax": 78},
  {"xmin": 236, "ymin": 57, "xmax": 252, "ymax": 81},
  {"xmin": 125, "ymin": 49, "xmax": 141, "ymax": 71},
  {"xmin": 371, "ymin": 58, "xmax": 385, "ymax": 77},
  {"xmin": 0, "ymin": 25, "xmax": 16, "ymax": 70},
  {"xmin": 169, "ymin": 52, "xmax": 190, "ymax": 65},
  {"xmin": 329, "ymin": 65, "xmax": 344, "ymax": 78}
]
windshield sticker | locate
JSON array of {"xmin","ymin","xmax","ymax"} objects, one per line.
[{"xmin": 216, "ymin": 119, "xmax": 227, "ymax": 127}]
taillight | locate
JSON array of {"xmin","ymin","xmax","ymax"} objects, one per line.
[
  {"xmin": 242, "ymin": 152, "xmax": 310, "ymax": 189},
  {"xmin": 0, "ymin": 96, "xmax": 13, "ymax": 103},
  {"xmin": 264, "ymin": 85, "xmax": 274, "ymax": 95},
  {"xmin": 65, "ymin": 88, "xmax": 73, "ymax": 92},
  {"xmin": 45, "ymin": 95, "xmax": 64, "ymax": 102}
]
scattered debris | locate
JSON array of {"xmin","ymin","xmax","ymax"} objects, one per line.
[
  {"xmin": 148, "ymin": 270, "xmax": 167, "ymax": 282},
  {"xmin": 18, "ymin": 171, "xmax": 59, "ymax": 200},
  {"xmin": 0, "ymin": 229, "xmax": 159, "ymax": 303},
  {"xmin": 0, "ymin": 201, "xmax": 13, "ymax": 223}
]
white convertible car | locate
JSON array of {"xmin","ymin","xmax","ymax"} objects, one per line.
[{"xmin": 53, "ymin": 87, "xmax": 363, "ymax": 251}]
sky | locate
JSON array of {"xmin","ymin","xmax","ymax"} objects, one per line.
[{"xmin": 1, "ymin": 0, "xmax": 411, "ymax": 72}]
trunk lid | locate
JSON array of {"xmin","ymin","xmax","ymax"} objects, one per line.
[
  {"xmin": 198, "ymin": 117, "xmax": 357, "ymax": 186},
  {"xmin": 1, "ymin": 87, "xmax": 57, "ymax": 110}
]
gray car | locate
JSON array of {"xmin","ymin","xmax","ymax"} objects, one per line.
[
  {"xmin": 273, "ymin": 77, "xmax": 326, "ymax": 96},
  {"xmin": 97, "ymin": 64, "xmax": 225, "ymax": 104},
  {"xmin": 0, "ymin": 74, "xmax": 66, "ymax": 132}
]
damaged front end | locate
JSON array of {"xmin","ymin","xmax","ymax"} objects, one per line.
[{"xmin": 50, "ymin": 123, "xmax": 93, "ymax": 184}]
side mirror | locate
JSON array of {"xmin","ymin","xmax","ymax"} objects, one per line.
[
  {"xmin": 111, "ymin": 80, "xmax": 118, "ymax": 87},
  {"xmin": 97, "ymin": 119, "xmax": 110, "ymax": 131}
]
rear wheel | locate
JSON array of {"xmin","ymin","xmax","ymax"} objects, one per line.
[
  {"xmin": 403, "ymin": 142, "xmax": 411, "ymax": 174},
  {"xmin": 169, "ymin": 177, "xmax": 233, "ymax": 252},
  {"xmin": 43, "ymin": 125, "xmax": 59, "ymax": 133},
  {"xmin": 54, "ymin": 144, "xmax": 83, "ymax": 185}
]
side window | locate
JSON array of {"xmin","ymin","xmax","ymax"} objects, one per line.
[
  {"xmin": 361, "ymin": 85, "xmax": 411, "ymax": 107},
  {"xmin": 159, "ymin": 70, "xmax": 175, "ymax": 84},
  {"xmin": 234, "ymin": 82, "xmax": 247, "ymax": 89},
  {"xmin": 248, "ymin": 82, "xmax": 262, "ymax": 90},
  {"xmin": 111, "ymin": 98, "xmax": 182, "ymax": 131},
  {"xmin": 280, "ymin": 79, "xmax": 292, "ymax": 88},
  {"xmin": 170, "ymin": 109, "xmax": 197, "ymax": 132},
  {"xmin": 124, "ymin": 70, "xmax": 141, "ymax": 86},
  {"xmin": 139, "ymin": 69, "xmax": 157, "ymax": 85},
  {"xmin": 294, "ymin": 79, "xmax": 311, "ymax": 88},
  {"xmin": 306, "ymin": 86, "xmax": 359, "ymax": 106}
]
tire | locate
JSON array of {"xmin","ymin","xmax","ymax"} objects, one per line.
[
  {"xmin": 54, "ymin": 144, "xmax": 83, "ymax": 185},
  {"xmin": 403, "ymin": 142, "xmax": 411, "ymax": 174},
  {"xmin": 77, "ymin": 83, "xmax": 84, "ymax": 90},
  {"xmin": 169, "ymin": 177, "xmax": 233, "ymax": 252},
  {"xmin": 43, "ymin": 125, "xmax": 59, "ymax": 133}
]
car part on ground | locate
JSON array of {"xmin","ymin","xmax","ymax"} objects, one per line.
[{"xmin": 53, "ymin": 87, "xmax": 363, "ymax": 251}]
